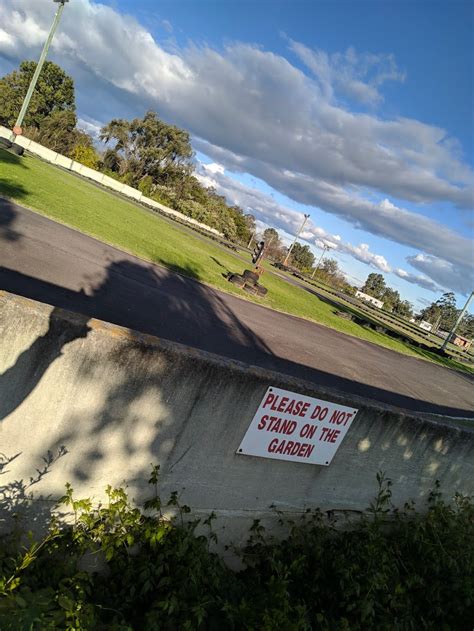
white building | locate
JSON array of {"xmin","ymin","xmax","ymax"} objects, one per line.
[
  {"xmin": 355, "ymin": 290, "xmax": 384, "ymax": 309},
  {"xmin": 419, "ymin": 320, "xmax": 433, "ymax": 332}
]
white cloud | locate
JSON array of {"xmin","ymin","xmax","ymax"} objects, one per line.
[
  {"xmin": 194, "ymin": 138, "xmax": 472, "ymax": 271},
  {"xmin": 0, "ymin": 28, "xmax": 15, "ymax": 51},
  {"xmin": 406, "ymin": 254, "xmax": 474, "ymax": 295},
  {"xmin": 195, "ymin": 162, "xmax": 330, "ymax": 244},
  {"xmin": 339, "ymin": 243, "xmax": 391, "ymax": 273},
  {"xmin": 289, "ymin": 41, "xmax": 405, "ymax": 106},
  {"xmin": 393, "ymin": 268, "xmax": 441, "ymax": 293},
  {"xmin": 203, "ymin": 162, "xmax": 225, "ymax": 175},
  {"xmin": 77, "ymin": 116, "xmax": 102, "ymax": 139}
]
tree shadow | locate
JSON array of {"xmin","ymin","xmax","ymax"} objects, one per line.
[
  {"xmin": 0, "ymin": 447, "xmax": 68, "ymax": 535},
  {"xmin": 0, "ymin": 147, "xmax": 27, "ymax": 168},
  {"xmin": 0, "ymin": 307, "xmax": 91, "ymax": 421},
  {"xmin": 210, "ymin": 256, "xmax": 231, "ymax": 275},
  {"xmin": 0, "ymin": 257, "xmax": 273, "ymax": 424},
  {"xmin": 0, "ymin": 196, "xmax": 25, "ymax": 242},
  {"xmin": 0, "ymin": 257, "xmax": 472, "ymax": 417}
]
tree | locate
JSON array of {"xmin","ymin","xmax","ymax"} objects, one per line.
[
  {"xmin": 290, "ymin": 243, "xmax": 315, "ymax": 271},
  {"xmin": 263, "ymin": 228, "xmax": 279, "ymax": 243},
  {"xmin": 23, "ymin": 109, "xmax": 95, "ymax": 157},
  {"xmin": 362, "ymin": 273, "xmax": 386, "ymax": 299},
  {"xmin": 381, "ymin": 287, "xmax": 401, "ymax": 313},
  {"xmin": 420, "ymin": 292, "xmax": 458, "ymax": 331},
  {"xmin": 102, "ymin": 148, "xmax": 122, "ymax": 174},
  {"xmin": 320, "ymin": 258, "xmax": 339, "ymax": 276},
  {"xmin": 393, "ymin": 300, "xmax": 413, "ymax": 319},
  {"xmin": 458, "ymin": 313, "xmax": 474, "ymax": 339},
  {"xmin": 0, "ymin": 60, "xmax": 75, "ymax": 130},
  {"xmin": 229, "ymin": 206, "xmax": 252, "ymax": 245},
  {"xmin": 260, "ymin": 228, "xmax": 286, "ymax": 261},
  {"xmin": 100, "ymin": 111, "xmax": 194, "ymax": 188},
  {"xmin": 244, "ymin": 214, "xmax": 256, "ymax": 236}
]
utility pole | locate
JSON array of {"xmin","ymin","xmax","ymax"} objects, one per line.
[
  {"xmin": 10, "ymin": 0, "xmax": 69, "ymax": 141},
  {"xmin": 311, "ymin": 244, "xmax": 329, "ymax": 279},
  {"xmin": 283, "ymin": 213, "xmax": 310, "ymax": 267},
  {"xmin": 440, "ymin": 291, "xmax": 474, "ymax": 352}
]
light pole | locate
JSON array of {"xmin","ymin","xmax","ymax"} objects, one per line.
[
  {"xmin": 10, "ymin": 0, "xmax": 69, "ymax": 141},
  {"xmin": 283, "ymin": 213, "xmax": 310, "ymax": 267},
  {"xmin": 440, "ymin": 291, "xmax": 474, "ymax": 352},
  {"xmin": 311, "ymin": 244, "xmax": 329, "ymax": 279}
]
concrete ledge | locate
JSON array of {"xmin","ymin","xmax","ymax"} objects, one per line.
[{"xmin": 1, "ymin": 290, "xmax": 473, "ymax": 546}]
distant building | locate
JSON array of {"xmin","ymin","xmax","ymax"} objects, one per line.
[
  {"xmin": 449, "ymin": 333, "xmax": 472, "ymax": 350},
  {"xmin": 419, "ymin": 320, "xmax": 433, "ymax": 332},
  {"xmin": 355, "ymin": 290, "xmax": 384, "ymax": 309}
]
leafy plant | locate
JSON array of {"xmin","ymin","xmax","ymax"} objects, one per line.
[{"xmin": 0, "ymin": 470, "xmax": 472, "ymax": 630}]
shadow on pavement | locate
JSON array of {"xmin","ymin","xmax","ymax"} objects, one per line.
[
  {"xmin": 0, "ymin": 196, "xmax": 25, "ymax": 242},
  {"xmin": 0, "ymin": 258, "xmax": 272, "ymax": 422},
  {"xmin": 0, "ymin": 261, "xmax": 472, "ymax": 418}
]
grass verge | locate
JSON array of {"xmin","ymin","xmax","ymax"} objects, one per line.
[{"xmin": 0, "ymin": 148, "xmax": 471, "ymax": 373}]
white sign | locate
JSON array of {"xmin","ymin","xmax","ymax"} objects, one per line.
[{"xmin": 238, "ymin": 387, "xmax": 358, "ymax": 466}]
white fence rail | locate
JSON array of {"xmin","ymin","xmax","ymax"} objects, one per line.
[{"xmin": 0, "ymin": 125, "xmax": 223, "ymax": 238}]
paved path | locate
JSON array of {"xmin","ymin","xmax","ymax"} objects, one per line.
[{"xmin": 1, "ymin": 198, "xmax": 473, "ymax": 416}]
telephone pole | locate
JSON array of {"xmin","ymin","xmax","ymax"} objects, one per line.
[
  {"xmin": 10, "ymin": 1, "xmax": 69, "ymax": 141},
  {"xmin": 440, "ymin": 291, "xmax": 474, "ymax": 352},
  {"xmin": 311, "ymin": 244, "xmax": 329, "ymax": 279},
  {"xmin": 283, "ymin": 213, "xmax": 310, "ymax": 266}
]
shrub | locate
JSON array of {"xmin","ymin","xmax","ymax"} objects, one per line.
[
  {"xmin": 71, "ymin": 144, "xmax": 100, "ymax": 170},
  {"xmin": 0, "ymin": 470, "xmax": 472, "ymax": 630}
]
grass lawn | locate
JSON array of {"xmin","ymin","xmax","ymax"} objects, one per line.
[{"xmin": 1, "ymin": 148, "xmax": 472, "ymax": 374}]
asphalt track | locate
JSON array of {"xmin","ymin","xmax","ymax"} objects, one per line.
[{"xmin": 1, "ymin": 198, "xmax": 473, "ymax": 417}]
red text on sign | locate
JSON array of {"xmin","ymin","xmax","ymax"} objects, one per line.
[
  {"xmin": 257, "ymin": 415, "xmax": 297, "ymax": 435},
  {"xmin": 310, "ymin": 405, "xmax": 329, "ymax": 421},
  {"xmin": 262, "ymin": 393, "xmax": 310, "ymax": 418},
  {"xmin": 319, "ymin": 427, "xmax": 341, "ymax": 443},
  {"xmin": 328, "ymin": 410, "xmax": 353, "ymax": 426},
  {"xmin": 267, "ymin": 438, "xmax": 315, "ymax": 459},
  {"xmin": 299, "ymin": 423, "xmax": 318, "ymax": 439}
]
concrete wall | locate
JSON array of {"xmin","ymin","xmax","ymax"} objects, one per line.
[
  {"xmin": 0, "ymin": 125, "xmax": 223, "ymax": 238},
  {"xmin": 1, "ymin": 290, "xmax": 473, "ymax": 549}
]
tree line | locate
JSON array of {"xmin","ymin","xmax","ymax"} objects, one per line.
[
  {"xmin": 419, "ymin": 291, "xmax": 473, "ymax": 338},
  {"xmin": 0, "ymin": 60, "xmax": 255, "ymax": 245},
  {"xmin": 361, "ymin": 273, "xmax": 414, "ymax": 318},
  {"xmin": 361, "ymin": 273, "xmax": 473, "ymax": 337}
]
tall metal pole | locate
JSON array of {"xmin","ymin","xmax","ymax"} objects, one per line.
[
  {"xmin": 283, "ymin": 213, "xmax": 310, "ymax": 266},
  {"xmin": 440, "ymin": 291, "xmax": 474, "ymax": 352},
  {"xmin": 311, "ymin": 245, "xmax": 328, "ymax": 279},
  {"xmin": 10, "ymin": 1, "xmax": 68, "ymax": 141}
]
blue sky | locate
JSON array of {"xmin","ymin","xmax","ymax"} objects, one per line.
[
  {"xmin": 130, "ymin": 0, "xmax": 473, "ymax": 153},
  {"xmin": 1, "ymin": 0, "xmax": 473, "ymax": 311}
]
